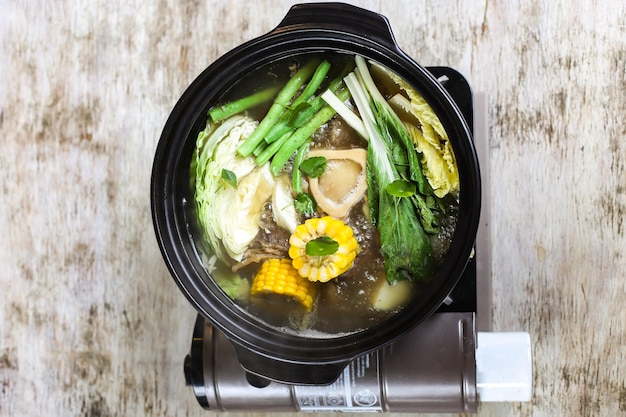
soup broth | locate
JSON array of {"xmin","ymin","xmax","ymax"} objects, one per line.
[{"xmin": 190, "ymin": 52, "xmax": 460, "ymax": 336}]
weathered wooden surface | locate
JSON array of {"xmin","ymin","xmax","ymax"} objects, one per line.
[{"xmin": 1, "ymin": 1, "xmax": 625, "ymax": 416}]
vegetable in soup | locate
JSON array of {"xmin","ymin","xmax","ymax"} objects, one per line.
[{"xmin": 190, "ymin": 52, "xmax": 460, "ymax": 336}]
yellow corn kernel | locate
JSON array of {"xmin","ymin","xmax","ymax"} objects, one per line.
[
  {"xmin": 289, "ymin": 216, "xmax": 360, "ymax": 283},
  {"xmin": 250, "ymin": 258, "xmax": 316, "ymax": 311}
]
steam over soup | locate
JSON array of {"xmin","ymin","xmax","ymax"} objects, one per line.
[{"xmin": 190, "ymin": 52, "xmax": 460, "ymax": 336}]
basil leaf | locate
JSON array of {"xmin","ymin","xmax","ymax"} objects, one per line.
[
  {"xmin": 386, "ymin": 179, "xmax": 415, "ymax": 197},
  {"xmin": 305, "ymin": 236, "xmax": 339, "ymax": 256},
  {"xmin": 221, "ymin": 169, "xmax": 237, "ymax": 189},
  {"xmin": 300, "ymin": 156, "xmax": 327, "ymax": 178},
  {"xmin": 294, "ymin": 193, "xmax": 317, "ymax": 215}
]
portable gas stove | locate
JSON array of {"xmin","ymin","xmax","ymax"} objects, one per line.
[{"xmin": 182, "ymin": 68, "xmax": 532, "ymax": 413}]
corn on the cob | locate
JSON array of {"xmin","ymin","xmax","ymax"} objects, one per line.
[
  {"xmin": 288, "ymin": 216, "xmax": 360, "ymax": 282},
  {"xmin": 250, "ymin": 258, "xmax": 317, "ymax": 311}
]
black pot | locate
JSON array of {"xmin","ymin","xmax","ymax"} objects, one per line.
[{"xmin": 151, "ymin": 2, "xmax": 480, "ymax": 385}]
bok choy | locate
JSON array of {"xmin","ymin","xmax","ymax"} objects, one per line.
[
  {"xmin": 341, "ymin": 57, "xmax": 436, "ymax": 284},
  {"xmin": 378, "ymin": 65, "xmax": 460, "ymax": 198}
]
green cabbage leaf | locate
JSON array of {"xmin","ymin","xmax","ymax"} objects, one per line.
[
  {"xmin": 192, "ymin": 115, "xmax": 276, "ymax": 264},
  {"xmin": 376, "ymin": 64, "xmax": 460, "ymax": 198}
]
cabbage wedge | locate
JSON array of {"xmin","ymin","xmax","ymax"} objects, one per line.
[{"xmin": 192, "ymin": 115, "xmax": 276, "ymax": 264}]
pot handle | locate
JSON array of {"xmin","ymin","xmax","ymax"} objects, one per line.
[
  {"xmin": 232, "ymin": 343, "xmax": 349, "ymax": 385},
  {"xmin": 273, "ymin": 2, "xmax": 399, "ymax": 50}
]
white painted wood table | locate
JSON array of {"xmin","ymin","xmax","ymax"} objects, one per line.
[{"xmin": 1, "ymin": 1, "xmax": 625, "ymax": 416}]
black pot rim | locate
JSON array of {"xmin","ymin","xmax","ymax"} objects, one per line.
[{"xmin": 151, "ymin": 3, "xmax": 481, "ymax": 381}]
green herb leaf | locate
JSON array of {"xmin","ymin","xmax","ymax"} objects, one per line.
[
  {"xmin": 294, "ymin": 193, "xmax": 317, "ymax": 215},
  {"xmin": 386, "ymin": 179, "xmax": 416, "ymax": 197},
  {"xmin": 300, "ymin": 156, "xmax": 327, "ymax": 178},
  {"xmin": 221, "ymin": 169, "xmax": 238, "ymax": 189},
  {"xmin": 305, "ymin": 236, "xmax": 339, "ymax": 256}
]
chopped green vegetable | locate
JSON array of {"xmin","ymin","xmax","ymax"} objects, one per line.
[
  {"xmin": 221, "ymin": 168, "xmax": 237, "ymax": 189},
  {"xmin": 290, "ymin": 60, "xmax": 331, "ymax": 109},
  {"xmin": 261, "ymin": 100, "xmax": 323, "ymax": 145},
  {"xmin": 237, "ymin": 58, "xmax": 321, "ymax": 157},
  {"xmin": 320, "ymin": 88, "xmax": 367, "ymax": 138},
  {"xmin": 411, "ymin": 194, "xmax": 441, "ymax": 234},
  {"xmin": 305, "ymin": 236, "xmax": 339, "ymax": 256},
  {"xmin": 208, "ymin": 86, "xmax": 281, "ymax": 123},
  {"xmin": 255, "ymin": 130, "xmax": 292, "ymax": 166},
  {"xmin": 211, "ymin": 263, "xmax": 249, "ymax": 300},
  {"xmin": 263, "ymin": 121, "xmax": 293, "ymax": 145},
  {"xmin": 269, "ymin": 88, "xmax": 350, "ymax": 176},
  {"xmin": 354, "ymin": 56, "xmax": 430, "ymax": 195},
  {"xmin": 288, "ymin": 103, "xmax": 313, "ymax": 125},
  {"xmin": 300, "ymin": 156, "xmax": 327, "ymax": 178},
  {"xmin": 257, "ymin": 60, "xmax": 330, "ymax": 146},
  {"xmin": 262, "ymin": 62, "xmax": 352, "ymax": 151},
  {"xmin": 344, "ymin": 59, "xmax": 435, "ymax": 284},
  {"xmin": 292, "ymin": 141, "xmax": 311, "ymax": 193},
  {"xmin": 294, "ymin": 193, "xmax": 317, "ymax": 215}
]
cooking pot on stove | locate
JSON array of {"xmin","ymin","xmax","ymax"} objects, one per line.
[{"xmin": 151, "ymin": 2, "xmax": 480, "ymax": 385}]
